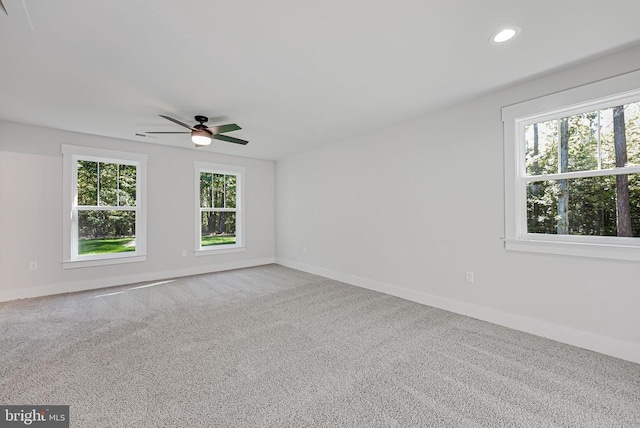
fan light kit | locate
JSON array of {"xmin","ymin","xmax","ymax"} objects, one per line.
[
  {"xmin": 490, "ymin": 27, "xmax": 521, "ymax": 44},
  {"xmin": 191, "ymin": 129, "xmax": 212, "ymax": 146},
  {"xmin": 145, "ymin": 115, "xmax": 248, "ymax": 147}
]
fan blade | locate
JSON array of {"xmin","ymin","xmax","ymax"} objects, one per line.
[
  {"xmin": 206, "ymin": 124, "xmax": 241, "ymax": 134},
  {"xmin": 207, "ymin": 116, "xmax": 229, "ymax": 124},
  {"xmin": 145, "ymin": 131, "xmax": 190, "ymax": 134},
  {"xmin": 213, "ymin": 134, "xmax": 249, "ymax": 145},
  {"xmin": 159, "ymin": 115, "xmax": 197, "ymax": 131}
]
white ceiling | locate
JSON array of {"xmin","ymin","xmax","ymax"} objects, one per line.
[{"xmin": 2, "ymin": 1, "xmax": 640, "ymax": 160}]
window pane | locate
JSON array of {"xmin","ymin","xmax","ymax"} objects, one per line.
[
  {"xmin": 98, "ymin": 162, "xmax": 118, "ymax": 206},
  {"xmin": 562, "ymin": 112, "xmax": 599, "ymax": 173},
  {"xmin": 77, "ymin": 160, "xmax": 98, "ymax": 206},
  {"xmin": 200, "ymin": 172, "xmax": 212, "ymax": 208},
  {"xmin": 201, "ymin": 211, "xmax": 236, "ymax": 246},
  {"xmin": 225, "ymin": 175, "xmax": 236, "ymax": 208},
  {"xmin": 525, "ymin": 121, "xmax": 557, "ymax": 175},
  {"xmin": 600, "ymin": 102, "xmax": 640, "ymax": 169},
  {"xmin": 527, "ymin": 174, "xmax": 640, "ymax": 237},
  {"xmin": 600, "ymin": 107, "xmax": 616, "ymax": 169},
  {"xmin": 212, "ymin": 174, "xmax": 225, "ymax": 208},
  {"xmin": 627, "ymin": 102, "xmax": 640, "ymax": 167},
  {"xmin": 118, "ymin": 164, "xmax": 137, "ymax": 206},
  {"xmin": 78, "ymin": 210, "xmax": 136, "ymax": 255}
]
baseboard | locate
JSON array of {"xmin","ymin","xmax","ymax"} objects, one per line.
[
  {"xmin": 276, "ymin": 258, "xmax": 640, "ymax": 365},
  {"xmin": 0, "ymin": 258, "xmax": 275, "ymax": 302}
]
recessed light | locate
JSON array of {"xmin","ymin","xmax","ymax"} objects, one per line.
[{"xmin": 490, "ymin": 27, "xmax": 521, "ymax": 44}]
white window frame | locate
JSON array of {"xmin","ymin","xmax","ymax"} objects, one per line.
[
  {"xmin": 62, "ymin": 145, "xmax": 148, "ymax": 268},
  {"xmin": 194, "ymin": 162, "xmax": 245, "ymax": 256},
  {"xmin": 503, "ymin": 69, "xmax": 640, "ymax": 261}
]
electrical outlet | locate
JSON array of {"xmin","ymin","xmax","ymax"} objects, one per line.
[
  {"xmin": 465, "ymin": 271, "xmax": 474, "ymax": 284},
  {"xmin": 29, "ymin": 261, "xmax": 38, "ymax": 271},
  {"xmin": 181, "ymin": 250, "xmax": 187, "ymax": 257}
]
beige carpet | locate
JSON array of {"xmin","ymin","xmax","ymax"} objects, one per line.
[{"xmin": 1, "ymin": 264, "xmax": 639, "ymax": 427}]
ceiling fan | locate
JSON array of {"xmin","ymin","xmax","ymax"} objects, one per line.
[{"xmin": 146, "ymin": 115, "xmax": 248, "ymax": 147}]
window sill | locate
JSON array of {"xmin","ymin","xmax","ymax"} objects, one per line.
[
  {"xmin": 195, "ymin": 246, "xmax": 246, "ymax": 257},
  {"xmin": 505, "ymin": 238, "xmax": 640, "ymax": 261},
  {"xmin": 62, "ymin": 255, "xmax": 147, "ymax": 269}
]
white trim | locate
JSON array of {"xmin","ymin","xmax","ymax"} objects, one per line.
[
  {"xmin": 501, "ymin": 70, "xmax": 640, "ymax": 122},
  {"xmin": 61, "ymin": 144, "xmax": 148, "ymax": 163},
  {"xmin": 194, "ymin": 162, "xmax": 245, "ymax": 253},
  {"xmin": 1, "ymin": 258, "xmax": 275, "ymax": 302},
  {"xmin": 524, "ymin": 166, "xmax": 640, "ymax": 181},
  {"xmin": 503, "ymin": 69, "xmax": 640, "ymax": 260},
  {"xmin": 504, "ymin": 238, "xmax": 640, "ymax": 261},
  {"xmin": 276, "ymin": 259, "xmax": 640, "ymax": 364},
  {"xmin": 61, "ymin": 144, "xmax": 147, "ymax": 267},
  {"xmin": 194, "ymin": 162, "xmax": 245, "ymax": 176},
  {"xmin": 510, "ymin": 88, "xmax": 640, "ymax": 126},
  {"xmin": 62, "ymin": 255, "xmax": 147, "ymax": 269},
  {"xmin": 195, "ymin": 246, "xmax": 246, "ymax": 256}
]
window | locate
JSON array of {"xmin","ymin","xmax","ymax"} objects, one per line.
[
  {"xmin": 195, "ymin": 162, "xmax": 244, "ymax": 255},
  {"xmin": 62, "ymin": 145, "xmax": 147, "ymax": 268},
  {"xmin": 503, "ymin": 70, "xmax": 640, "ymax": 260}
]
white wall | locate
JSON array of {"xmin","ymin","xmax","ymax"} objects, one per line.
[
  {"xmin": 0, "ymin": 123, "xmax": 275, "ymax": 301},
  {"xmin": 275, "ymin": 44, "xmax": 640, "ymax": 363}
]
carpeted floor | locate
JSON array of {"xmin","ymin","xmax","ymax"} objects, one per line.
[{"xmin": 1, "ymin": 264, "xmax": 639, "ymax": 427}]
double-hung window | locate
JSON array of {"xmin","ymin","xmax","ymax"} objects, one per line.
[
  {"xmin": 195, "ymin": 162, "xmax": 244, "ymax": 254},
  {"xmin": 503, "ymin": 71, "xmax": 640, "ymax": 260},
  {"xmin": 62, "ymin": 145, "xmax": 147, "ymax": 268}
]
